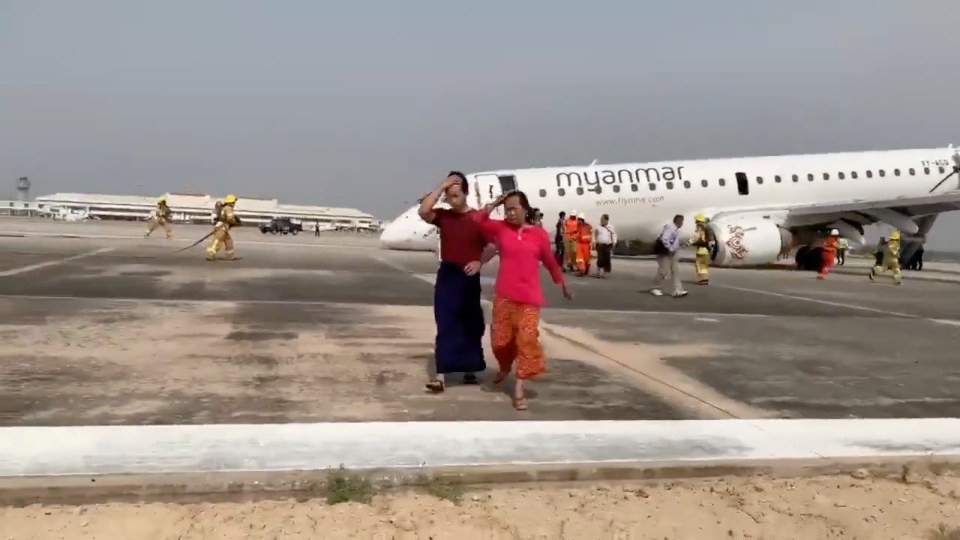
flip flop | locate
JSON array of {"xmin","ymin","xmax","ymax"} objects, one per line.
[
  {"xmin": 425, "ymin": 380, "xmax": 445, "ymax": 393},
  {"xmin": 513, "ymin": 397, "xmax": 528, "ymax": 411}
]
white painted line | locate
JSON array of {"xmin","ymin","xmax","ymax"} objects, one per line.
[
  {"xmin": 717, "ymin": 284, "xmax": 960, "ymax": 329},
  {"xmin": 371, "ymin": 254, "xmax": 424, "ymax": 274},
  {"xmin": 0, "ymin": 294, "xmax": 429, "ymax": 308},
  {"xmin": 0, "ymin": 419, "xmax": 957, "ymax": 477},
  {"xmin": 714, "ymin": 283, "xmax": 923, "ymax": 320},
  {"xmin": 0, "ymin": 247, "xmax": 114, "ymax": 277},
  {"xmin": 0, "ymin": 230, "xmax": 379, "ymax": 251},
  {"xmin": 695, "ymin": 317, "xmax": 720, "ymax": 322},
  {"xmin": 546, "ymin": 307, "xmax": 766, "ymax": 318},
  {"xmin": 371, "ymin": 255, "xmax": 441, "ymax": 287}
]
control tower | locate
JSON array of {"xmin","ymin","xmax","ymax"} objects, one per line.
[{"xmin": 16, "ymin": 177, "xmax": 30, "ymax": 202}]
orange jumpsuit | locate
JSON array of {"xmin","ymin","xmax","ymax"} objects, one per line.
[
  {"xmin": 576, "ymin": 223, "xmax": 593, "ymax": 275},
  {"xmin": 563, "ymin": 218, "xmax": 579, "ymax": 270},
  {"xmin": 818, "ymin": 237, "xmax": 837, "ymax": 279}
]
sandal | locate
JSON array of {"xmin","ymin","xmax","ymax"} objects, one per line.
[
  {"xmin": 425, "ymin": 380, "xmax": 445, "ymax": 393},
  {"xmin": 513, "ymin": 396, "xmax": 529, "ymax": 411}
]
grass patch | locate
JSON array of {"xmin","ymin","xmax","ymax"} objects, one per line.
[
  {"xmin": 325, "ymin": 466, "xmax": 376, "ymax": 505},
  {"xmin": 929, "ymin": 523, "xmax": 960, "ymax": 540},
  {"xmin": 423, "ymin": 477, "xmax": 465, "ymax": 504}
]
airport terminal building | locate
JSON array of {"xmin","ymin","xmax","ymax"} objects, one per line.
[{"xmin": 25, "ymin": 192, "xmax": 377, "ymax": 229}]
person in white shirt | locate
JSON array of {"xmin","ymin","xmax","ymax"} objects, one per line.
[
  {"xmin": 593, "ymin": 214, "xmax": 617, "ymax": 278},
  {"xmin": 650, "ymin": 214, "xmax": 688, "ymax": 297}
]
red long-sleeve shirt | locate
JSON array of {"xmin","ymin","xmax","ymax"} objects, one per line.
[
  {"xmin": 477, "ymin": 213, "xmax": 565, "ymax": 307},
  {"xmin": 430, "ymin": 208, "xmax": 487, "ymax": 266}
]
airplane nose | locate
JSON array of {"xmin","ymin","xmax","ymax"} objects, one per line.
[{"xmin": 379, "ymin": 222, "xmax": 405, "ymax": 248}]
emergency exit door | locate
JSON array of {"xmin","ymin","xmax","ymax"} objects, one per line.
[
  {"xmin": 474, "ymin": 174, "xmax": 519, "ymax": 218},
  {"xmin": 735, "ymin": 172, "xmax": 749, "ymax": 196}
]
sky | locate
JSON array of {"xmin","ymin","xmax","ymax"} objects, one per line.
[{"xmin": 2, "ymin": 0, "xmax": 960, "ymax": 247}]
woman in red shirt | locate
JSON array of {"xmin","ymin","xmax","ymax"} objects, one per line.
[{"xmin": 477, "ymin": 190, "xmax": 572, "ymax": 410}]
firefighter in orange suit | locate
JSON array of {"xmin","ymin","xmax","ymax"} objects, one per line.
[
  {"xmin": 563, "ymin": 211, "xmax": 579, "ymax": 271},
  {"xmin": 576, "ymin": 213, "xmax": 593, "ymax": 275},
  {"xmin": 817, "ymin": 229, "xmax": 839, "ymax": 279},
  {"xmin": 145, "ymin": 196, "xmax": 173, "ymax": 240},
  {"xmin": 206, "ymin": 194, "xmax": 241, "ymax": 261},
  {"xmin": 869, "ymin": 230, "xmax": 902, "ymax": 285}
]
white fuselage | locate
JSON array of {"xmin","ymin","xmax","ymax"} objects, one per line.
[{"xmin": 380, "ymin": 147, "xmax": 958, "ymax": 258}]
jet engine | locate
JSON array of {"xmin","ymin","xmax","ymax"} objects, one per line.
[{"xmin": 707, "ymin": 217, "xmax": 793, "ymax": 267}]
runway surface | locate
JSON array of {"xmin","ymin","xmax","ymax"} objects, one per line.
[{"xmin": 1, "ymin": 218, "xmax": 959, "ymax": 428}]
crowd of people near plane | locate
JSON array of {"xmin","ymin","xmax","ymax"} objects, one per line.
[{"xmin": 552, "ymin": 211, "xmax": 618, "ymax": 279}]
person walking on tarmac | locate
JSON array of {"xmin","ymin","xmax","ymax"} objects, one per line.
[
  {"xmin": 869, "ymin": 231, "xmax": 903, "ymax": 285},
  {"xmin": 836, "ymin": 235, "xmax": 848, "ymax": 265},
  {"xmin": 206, "ymin": 194, "xmax": 241, "ymax": 261},
  {"xmin": 553, "ymin": 211, "xmax": 566, "ymax": 265},
  {"xmin": 593, "ymin": 214, "xmax": 616, "ymax": 278},
  {"xmin": 145, "ymin": 196, "xmax": 173, "ymax": 240},
  {"xmin": 563, "ymin": 211, "xmax": 579, "ymax": 272},
  {"xmin": 817, "ymin": 229, "xmax": 839, "ymax": 280},
  {"xmin": 650, "ymin": 214, "xmax": 687, "ymax": 297},
  {"xmin": 689, "ymin": 214, "xmax": 711, "ymax": 285},
  {"xmin": 874, "ymin": 237, "xmax": 886, "ymax": 267},
  {"xmin": 575, "ymin": 213, "xmax": 593, "ymax": 276}
]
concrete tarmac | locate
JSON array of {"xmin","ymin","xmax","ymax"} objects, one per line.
[{"xmin": 1, "ymin": 218, "xmax": 960, "ymax": 428}]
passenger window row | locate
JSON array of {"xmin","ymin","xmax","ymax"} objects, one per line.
[
  {"xmin": 545, "ymin": 178, "xmax": 719, "ymax": 198},
  {"xmin": 538, "ymin": 166, "xmax": 946, "ymax": 198},
  {"xmin": 754, "ymin": 166, "xmax": 943, "ymax": 185},
  {"xmin": 540, "ymin": 167, "xmax": 946, "ymax": 197}
]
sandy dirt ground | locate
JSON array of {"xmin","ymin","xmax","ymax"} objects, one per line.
[{"xmin": 1, "ymin": 473, "xmax": 959, "ymax": 539}]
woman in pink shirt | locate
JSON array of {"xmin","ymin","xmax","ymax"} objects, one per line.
[{"xmin": 477, "ymin": 190, "xmax": 572, "ymax": 411}]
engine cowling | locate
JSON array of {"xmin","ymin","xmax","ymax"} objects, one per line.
[{"xmin": 707, "ymin": 217, "xmax": 793, "ymax": 267}]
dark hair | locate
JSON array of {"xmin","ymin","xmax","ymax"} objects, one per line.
[
  {"xmin": 448, "ymin": 171, "xmax": 468, "ymax": 195},
  {"xmin": 504, "ymin": 190, "xmax": 537, "ymax": 224},
  {"xmin": 559, "ymin": 211, "xmax": 566, "ymax": 217}
]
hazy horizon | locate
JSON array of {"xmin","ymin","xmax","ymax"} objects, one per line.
[{"xmin": 3, "ymin": 0, "xmax": 960, "ymax": 248}]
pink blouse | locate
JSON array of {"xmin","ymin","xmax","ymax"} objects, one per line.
[{"xmin": 478, "ymin": 213, "xmax": 565, "ymax": 307}]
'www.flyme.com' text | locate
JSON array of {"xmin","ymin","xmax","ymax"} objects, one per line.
[{"xmin": 595, "ymin": 196, "xmax": 665, "ymax": 207}]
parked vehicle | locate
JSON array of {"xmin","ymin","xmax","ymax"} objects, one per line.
[{"xmin": 259, "ymin": 217, "xmax": 303, "ymax": 235}]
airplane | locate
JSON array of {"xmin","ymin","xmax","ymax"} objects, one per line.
[
  {"xmin": 44, "ymin": 206, "xmax": 95, "ymax": 222},
  {"xmin": 379, "ymin": 145, "xmax": 960, "ymax": 270},
  {"xmin": 379, "ymin": 198, "xmax": 445, "ymax": 251}
]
